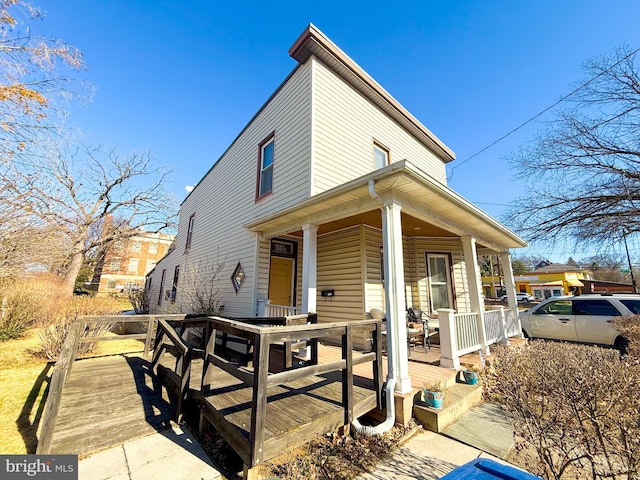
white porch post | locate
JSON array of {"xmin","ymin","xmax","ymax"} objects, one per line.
[
  {"xmin": 302, "ymin": 224, "xmax": 318, "ymax": 314},
  {"xmin": 462, "ymin": 235, "xmax": 489, "ymax": 355},
  {"xmin": 500, "ymin": 251, "xmax": 522, "ymax": 336},
  {"xmin": 381, "ymin": 201, "xmax": 411, "ymax": 394},
  {"xmin": 437, "ymin": 308, "xmax": 460, "ymax": 369}
]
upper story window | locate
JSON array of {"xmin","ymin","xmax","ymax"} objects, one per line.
[
  {"xmin": 186, "ymin": 214, "xmax": 195, "ymax": 249},
  {"xmin": 256, "ymin": 133, "xmax": 274, "ymax": 200},
  {"xmin": 127, "ymin": 258, "xmax": 139, "ymax": 273},
  {"xmin": 131, "ymin": 241, "xmax": 141, "ymax": 253},
  {"xmin": 373, "ymin": 142, "xmax": 389, "ymax": 169},
  {"xmin": 149, "ymin": 243, "xmax": 158, "ymax": 255},
  {"xmin": 109, "ymin": 257, "xmax": 121, "ymax": 272}
]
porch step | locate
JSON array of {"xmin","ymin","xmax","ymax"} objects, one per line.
[{"xmin": 412, "ymin": 382, "xmax": 483, "ymax": 433}]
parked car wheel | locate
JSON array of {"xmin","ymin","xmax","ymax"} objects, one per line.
[{"xmin": 616, "ymin": 336, "xmax": 629, "ymax": 355}]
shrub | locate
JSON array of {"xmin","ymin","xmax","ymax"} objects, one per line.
[
  {"xmin": 484, "ymin": 341, "xmax": 640, "ymax": 479},
  {"xmin": 612, "ymin": 315, "xmax": 640, "ymax": 359},
  {"xmin": 0, "ymin": 278, "xmax": 52, "ymax": 341},
  {"xmin": 38, "ymin": 295, "xmax": 121, "ymax": 360},
  {"xmin": 127, "ymin": 287, "xmax": 149, "ymax": 314}
]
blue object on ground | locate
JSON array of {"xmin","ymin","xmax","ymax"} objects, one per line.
[{"xmin": 440, "ymin": 458, "xmax": 542, "ymax": 480}]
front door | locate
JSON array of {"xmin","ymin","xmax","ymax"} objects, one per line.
[{"xmin": 269, "ymin": 257, "xmax": 294, "ymax": 306}]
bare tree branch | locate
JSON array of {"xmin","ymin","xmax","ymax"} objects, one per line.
[{"xmin": 507, "ymin": 47, "xmax": 640, "ymax": 246}]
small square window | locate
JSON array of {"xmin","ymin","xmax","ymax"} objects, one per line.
[
  {"xmin": 231, "ymin": 262, "xmax": 246, "ymax": 293},
  {"xmin": 131, "ymin": 241, "xmax": 141, "ymax": 253},
  {"xmin": 373, "ymin": 142, "xmax": 389, "ymax": 169},
  {"xmin": 148, "ymin": 243, "xmax": 158, "ymax": 255}
]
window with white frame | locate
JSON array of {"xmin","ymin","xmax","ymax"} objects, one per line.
[
  {"xmin": 145, "ymin": 260, "xmax": 156, "ymax": 274},
  {"xmin": 109, "ymin": 257, "xmax": 121, "ymax": 272},
  {"xmin": 127, "ymin": 258, "xmax": 139, "ymax": 273},
  {"xmin": 426, "ymin": 253, "xmax": 453, "ymax": 313},
  {"xmin": 373, "ymin": 142, "xmax": 389, "ymax": 169},
  {"xmin": 131, "ymin": 241, "xmax": 141, "ymax": 253},
  {"xmin": 148, "ymin": 243, "xmax": 158, "ymax": 255},
  {"xmin": 257, "ymin": 133, "xmax": 274, "ymax": 199}
]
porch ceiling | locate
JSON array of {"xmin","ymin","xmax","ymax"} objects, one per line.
[
  {"xmin": 285, "ymin": 210, "xmax": 456, "ymax": 238},
  {"xmin": 244, "ymin": 160, "xmax": 527, "ymax": 251}
]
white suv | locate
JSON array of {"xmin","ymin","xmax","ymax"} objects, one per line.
[
  {"xmin": 501, "ymin": 292, "xmax": 535, "ymax": 303},
  {"xmin": 519, "ymin": 294, "xmax": 640, "ymax": 352}
]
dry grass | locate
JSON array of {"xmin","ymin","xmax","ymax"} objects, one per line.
[
  {"xmin": 0, "ymin": 325, "xmax": 147, "ymax": 455},
  {"xmin": 0, "ymin": 329, "xmax": 50, "ymax": 454}
]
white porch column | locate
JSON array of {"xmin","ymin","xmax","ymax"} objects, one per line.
[
  {"xmin": 462, "ymin": 235, "xmax": 489, "ymax": 355},
  {"xmin": 437, "ymin": 309, "xmax": 460, "ymax": 369},
  {"xmin": 381, "ymin": 202, "xmax": 411, "ymax": 394},
  {"xmin": 302, "ymin": 224, "xmax": 318, "ymax": 314},
  {"xmin": 500, "ymin": 251, "xmax": 522, "ymax": 336},
  {"xmin": 500, "ymin": 251, "xmax": 517, "ymax": 311}
]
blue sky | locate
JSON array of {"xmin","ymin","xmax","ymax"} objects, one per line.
[{"xmin": 34, "ymin": 1, "xmax": 640, "ymax": 261}]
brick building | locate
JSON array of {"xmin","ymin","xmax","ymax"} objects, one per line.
[{"xmin": 95, "ymin": 231, "xmax": 174, "ymax": 294}]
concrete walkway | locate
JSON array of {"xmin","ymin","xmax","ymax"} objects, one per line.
[
  {"xmin": 78, "ymin": 424, "xmax": 222, "ymax": 480},
  {"xmin": 358, "ymin": 430, "xmax": 509, "ymax": 480},
  {"xmin": 77, "ymin": 403, "xmax": 519, "ymax": 480},
  {"xmin": 442, "ymin": 403, "xmax": 515, "ymax": 459},
  {"xmin": 359, "ymin": 402, "xmax": 521, "ymax": 480}
]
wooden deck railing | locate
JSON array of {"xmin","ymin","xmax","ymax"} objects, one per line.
[
  {"xmin": 198, "ymin": 316, "xmax": 383, "ymax": 471},
  {"xmin": 36, "ymin": 313, "xmax": 189, "ymax": 454},
  {"xmin": 151, "ymin": 319, "xmax": 193, "ymax": 421}
]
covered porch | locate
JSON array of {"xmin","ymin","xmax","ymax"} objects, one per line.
[{"xmin": 246, "ymin": 160, "xmax": 527, "ymax": 401}]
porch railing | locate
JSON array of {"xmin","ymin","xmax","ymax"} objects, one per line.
[
  {"xmin": 438, "ymin": 306, "xmax": 521, "ymax": 369},
  {"xmin": 257, "ymin": 299, "xmax": 302, "ymax": 317}
]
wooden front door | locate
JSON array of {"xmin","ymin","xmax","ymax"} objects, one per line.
[{"xmin": 269, "ymin": 257, "xmax": 294, "ymax": 306}]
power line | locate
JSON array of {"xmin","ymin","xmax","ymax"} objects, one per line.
[{"xmin": 447, "ymin": 46, "xmax": 640, "ymax": 182}]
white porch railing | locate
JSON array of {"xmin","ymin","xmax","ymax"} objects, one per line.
[
  {"xmin": 257, "ymin": 299, "xmax": 302, "ymax": 317},
  {"xmin": 438, "ymin": 306, "xmax": 521, "ymax": 369}
]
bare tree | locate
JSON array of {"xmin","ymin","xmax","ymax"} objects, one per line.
[
  {"xmin": 0, "ymin": 0, "xmax": 85, "ymax": 160},
  {"xmin": 175, "ymin": 256, "xmax": 225, "ymax": 315},
  {"xmin": 507, "ymin": 46, "xmax": 640, "ymax": 246},
  {"xmin": 0, "ymin": 203, "xmax": 68, "ymax": 277},
  {"xmin": 0, "ymin": 144, "xmax": 178, "ymax": 297}
]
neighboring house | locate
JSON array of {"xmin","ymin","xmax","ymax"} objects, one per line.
[
  {"xmin": 146, "ymin": 24, "xmax": 526, "ymax": 395},
  {"xmin": 504, "ymin": 263, "xmax": 593, "ymax": 299},
  {"xmin": 94, "ymin": 231, "xmax": 174, "ymax": 294}
]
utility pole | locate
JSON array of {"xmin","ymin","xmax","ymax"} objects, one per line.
[{"xmin": 623, "ymin": 231, "xmax": 638, "ymax": 294}]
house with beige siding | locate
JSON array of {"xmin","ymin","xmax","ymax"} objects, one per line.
[{"xmin": 146, "ymin": 24, "xmax": 526, "ymax": 396}]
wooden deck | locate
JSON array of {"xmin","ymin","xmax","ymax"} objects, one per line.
[
  {"xmin": 40, "ymin": 313, "xmax": 478, "ymax": 480},
  {"xmin": 48, "ymin": 354, "xmax": 175, "ymax": 455},
  {"xmin": 44, "ymin": 341, "xmax": 452, "ymax": 457}
]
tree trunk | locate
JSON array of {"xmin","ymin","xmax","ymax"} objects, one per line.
[{"xmin": 61, "ymin": 251, "xmax": 84, "ymax": 298}]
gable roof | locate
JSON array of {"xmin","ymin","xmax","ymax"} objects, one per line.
[{"xmin": 289, "ymin": 24, "xmax": 455, "ymax": 163}]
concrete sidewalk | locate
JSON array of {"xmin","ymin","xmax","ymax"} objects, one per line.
[
  {"xmin": 78, "ymin": 403, "xmax": 518, "ymax": 480},
  {"xmin": 78, "ymin": 424, "xmax": 222, "ymax": 480},
  {"xmin": 358, "ymin": 430, "xmax": 509, "ymax": 480}
]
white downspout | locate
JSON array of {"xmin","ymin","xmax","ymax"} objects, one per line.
[{"xmin": 351, "ymin": 180, "xmax": 398, "ymax": 435}]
